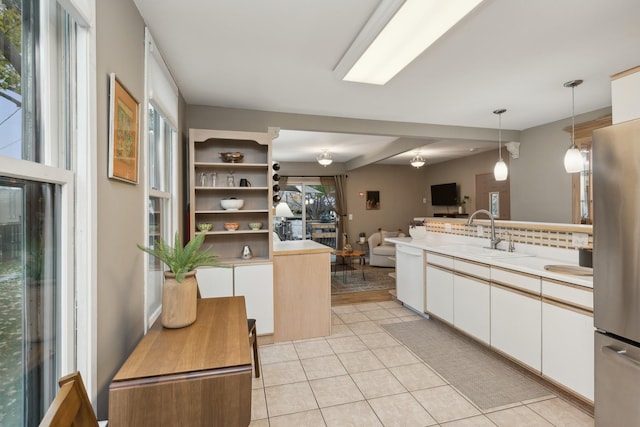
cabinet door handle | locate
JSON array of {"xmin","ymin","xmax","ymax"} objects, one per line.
[{"xmin": 602, "ymin": 345, "xmax": 640, "ymax": 369}]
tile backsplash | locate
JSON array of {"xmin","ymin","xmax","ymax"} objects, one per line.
[{"xmin": 417, "ymin": 218, "xmax": 593, "ymax": 250}]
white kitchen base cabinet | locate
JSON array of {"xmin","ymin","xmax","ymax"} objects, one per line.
[
  {"xmin": 196, "ymin": 264, "xmax": 274, "ymax": 335},
  {"xmin": 196, "ymin": 266, "xmax": 233, "ymax": 298},
  {"xmin": 542, "ymin": 300, "xmax": 594, "ymax": 401},
  {"xmin": 425, "ymin": 264, "xmax": 454, "ymax": 324},
  {"xmin": 453, "ymin": 273, "xmax": 490, "ymax": 344},
  {"xmin": 491, "ymin": 285, "xmax": 541, "ymax": 371},
  {"xmin": 235, "ymin": 263, "xmax": 274, "ymax": 334}
]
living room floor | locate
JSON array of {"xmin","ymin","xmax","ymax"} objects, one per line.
[{"xmin": 249, "ymin": 300, "xmax": 594, "ymax": 426}]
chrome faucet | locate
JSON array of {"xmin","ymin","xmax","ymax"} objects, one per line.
[{"xmin": 467, "ymin": 209, "xmax": 501, "ymax": 250}]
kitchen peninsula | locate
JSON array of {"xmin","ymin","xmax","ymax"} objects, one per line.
[
  {"xmin": 387, "ymin": 219, "xmax": 594, "ymax": 404},
  {"xmin": 273, "ymin": 240, "xmax": 333, "ymax": 341}
]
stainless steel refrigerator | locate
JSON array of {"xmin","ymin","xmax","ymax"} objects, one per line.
[{"xmin": 593, "ymin": 118, "xmax": 640, "ymax": 426}]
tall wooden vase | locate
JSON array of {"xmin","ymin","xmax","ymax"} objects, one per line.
[{"xmin": 161, "ymin": 270, "xmax": 198, "ymax": 328}]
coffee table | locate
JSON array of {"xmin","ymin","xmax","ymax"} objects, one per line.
[{"xmin": 333, "ymin": 249, "xmax": 366, "ymax": 282}]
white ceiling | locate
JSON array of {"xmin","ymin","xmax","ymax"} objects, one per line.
[{"xmin": 134, "ymin": 0, "xmax": 640, "ymax": 166}]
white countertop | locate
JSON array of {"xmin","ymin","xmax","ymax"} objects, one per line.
[
  {"xmin": 386, "ymin": 235, "xmax": 593, "ymax": 289},
  {"xmin": 274, "ymin": 240, "xmax": 334, "ymax": 255}
]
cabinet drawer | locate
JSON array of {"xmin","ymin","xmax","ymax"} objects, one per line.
[
  {"xmin": 542, "ymin": 279, "xmax": 593, "ymax": 311},
  {"xmin": 454, "ymin": 258, "xmax": 490, "ymax": 280},
  {"xmin": 491, "ymin": 267, "xmax": 541, "ymax": 295},
  {"xmin": 426, "ymin": 252, "xmax": 454, "ymax": 269}
]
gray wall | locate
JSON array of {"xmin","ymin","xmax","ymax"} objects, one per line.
[
  {"xmin": 343, "ymin": 164, "xmax": 428, "ymax": 238},
  {"xmin": 423, "ymin": 149, "xmax": 503, "ymax": 217},
  {"xmin": 510, "ymin": 107, "xmax": 610, "ymax": 222},
  {"xmin": 95, "ymin": 0, "xmax": 144, "ymax": 418}
]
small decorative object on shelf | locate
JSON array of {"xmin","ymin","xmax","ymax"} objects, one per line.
[
  {"xmin": 219, "ymin": 152, "xmax": 244, "ymax": 163},
  {"xmin": 248, "ymin": 222, "xmax": 263, "ymax": 230},
  {"xmin": 456, "ymin": 195, "xmax": 470, "ymax": 214},
  {"xmin": 224, "ymin": 222, "xmax": 240, "ymax": 231},
  {"xmin": 220, "ymin": 198, "xmax": 244, "ymax": 210},
  {"xmin": 197, "ymin": 223, "xmax": 213, "ymax": 232}
]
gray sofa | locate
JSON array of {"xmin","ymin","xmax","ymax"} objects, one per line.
[{"xmin": 367, "ymin": 230, "xmax": 400, "ymax": 267}]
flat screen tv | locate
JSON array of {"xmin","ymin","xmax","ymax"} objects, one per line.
[{"xmin": 431, "ymin": 182, "xmax": 457, "ymax": 206}]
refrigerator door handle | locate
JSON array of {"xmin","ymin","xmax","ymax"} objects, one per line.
[{"xmin": 602, "ymin": 345, "xmax": 640, "ymax": 369}]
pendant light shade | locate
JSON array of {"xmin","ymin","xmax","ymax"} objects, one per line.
[
  {"xmin": 563, "ymin": 79, "xmax": 584, "ymax": 173},
  {"xmin": 410, "ymin": 152, "xmax": 425, "ymax": 168},
  {"xmin": 494, "ymin": 159, "xmax": 508, "ymax": 181},
  {"xmin": 317, "ymin": 150, "xmax": 333, "ymax": 167},
  {"xmin": 493, "ymin": 108, "xmax": 508, "ymax": 181}
]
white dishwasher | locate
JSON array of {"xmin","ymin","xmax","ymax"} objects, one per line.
[{"xmin": 395, "ymin": 244, "xmax": 425, "ymax": 313}]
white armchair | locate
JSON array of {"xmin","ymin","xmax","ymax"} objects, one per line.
[{"xmin": 367, "ymin": 229, "xmax": 398, "ymax": 267}]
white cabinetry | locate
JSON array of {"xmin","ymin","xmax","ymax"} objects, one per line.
[
  {"xmin": 612, "ymin": 65, "xmax": 640, "ymax": 124},
  {"xmin": 542, "ymin": 279, "xmax": 594, "ymax": 401},
  {"xmin": 425, "ymin": 253, "xmax": 454, "ymax": 324},
  {"xmin": 490, "ymin": 267, "xmax": 542, "ymax": 371},
  {"xmin": 235, "ymin": 263, "xmax": 274, "ymax": 334},
  {"xmin": 197, "ymin": 267, "xmax": 234, "ymax": 298},
  {"xmin": 396, "ymin": 244, "xmax": 425, "ymax": 313},
  {"xmin": 196, "ymin": 264, "xmax": 274, "ymax": 335},
  {"xmin": 453, "ymin": 259, "xmax": 490, "ymax": 344}
]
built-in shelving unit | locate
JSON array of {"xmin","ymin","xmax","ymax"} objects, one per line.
[{"xmin": 189, "ymin": 129, "xmax": 273, "ymax": 263}]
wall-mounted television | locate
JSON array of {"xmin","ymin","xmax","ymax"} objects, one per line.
[{"xmin": 430, "ymin": 182, "xmax": 458, "ymax": 206}]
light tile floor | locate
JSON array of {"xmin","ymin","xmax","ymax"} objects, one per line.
[{"xmin": 250, "ymin": 300, "xmax": 594, "ymax": 426}]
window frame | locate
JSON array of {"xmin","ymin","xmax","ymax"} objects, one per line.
[{"xmin": 142, "ymin": 29, "xmax": 179, "ymax": 331}]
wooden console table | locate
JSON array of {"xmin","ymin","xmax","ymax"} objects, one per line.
[{"xmin": 108, "ymin": 297, "xmax": 252, "ymax": 427}]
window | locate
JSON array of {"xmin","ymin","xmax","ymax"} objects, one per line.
[
  {"xmin": 146, "ymin": 104, "xmax": 176, "ymax": 326},
  {"xmin": 0, "ymin": 0, "xmax": 86, "ymax": 424},
  {"xmin": 566, "ymin": 115, "xmax": 611, "ymax": 224},
  {"xmin": 143, "ymin": 30, "xmax": 178, "ymax": 329}
]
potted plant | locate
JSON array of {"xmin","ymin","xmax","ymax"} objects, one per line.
[
  {"xmin": 138, "ymin": 232, "xmax": 222, "ymax": 328},
  {"xmin": 457, "ymin": 195, "xmax": 470, "ymax": 214},
  {"xmin": 358, "ymin": 232, "xmax": 366, "ymax": 243}
]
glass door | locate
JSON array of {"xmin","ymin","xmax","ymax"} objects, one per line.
[{"xmin": 275, "ymin": 180, "xmax": 337, "ymax": 249}]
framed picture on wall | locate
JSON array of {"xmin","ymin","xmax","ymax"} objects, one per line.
[
  {"xmin": 366, "ymin": 190, "xmax": 380, "ymax": 210},
  {"xmin": 108, "ymin": 73, "xmax": 140, "ymax": 184}
]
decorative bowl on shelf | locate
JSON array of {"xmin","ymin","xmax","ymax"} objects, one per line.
[
  {"xmin": 248, "ymin": 222, "xmax": 263, "ymax": 230},
  {"xmin": 224, "ymin": 222, "xmax": 239, "ymax": 231},
  {"xmin": 220, "ymin": 198, "xmax": 244, "ymax": 210},
  {"xmin": 219, "ymin": 152, "xmax": 244, "ymax": 163},
  {"xmin": 197, "ymin": 223, "xmax": 213, "ymax": 232}
]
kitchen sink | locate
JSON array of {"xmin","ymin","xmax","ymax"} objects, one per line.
[{"xmin": 435, "ymin": 244, "xmax": 535, "ymax": 259}]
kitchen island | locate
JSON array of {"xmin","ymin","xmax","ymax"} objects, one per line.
[{"xmin": 273, "ymin": 240, "xmax": 333, "ymax": 341}]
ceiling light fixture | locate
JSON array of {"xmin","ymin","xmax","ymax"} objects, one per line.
[
  {"xmin": 334, "ymin": 0, "xmax": 484, "ymax": 85},
  {"xmin": 493, "ymin": 109, "xmax": 508, "ymax": 181},
  {"xmin": 410, "ymin": 152, "xmax": 426, "ymax": 168},
  {"xmin": 563, "ymin": 79, "xmax": 584, "ymax": 173},
  {"xmin": 317, "ymin": 150, "xmax": 333, "ymax": 167}
]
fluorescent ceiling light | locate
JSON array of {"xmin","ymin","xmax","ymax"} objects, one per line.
[{"xmin": 338, "ymin": 0, "xmax": 483, "ymax": 85}]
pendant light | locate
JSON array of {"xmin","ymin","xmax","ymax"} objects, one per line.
[
  {"xmin": 563, "ymin": 79, "xmax": 584, "ymax": 173},
  {"xmin": 410, "ymin": 152, "xmax": 425, "ymax": 168},
  {"xmin": 317, "ymin": 150, "xmax": 333, "ymax": 167},
  {"xmin": 493, "ymin": 108, "xmax": 508, "ymax": 181}
]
